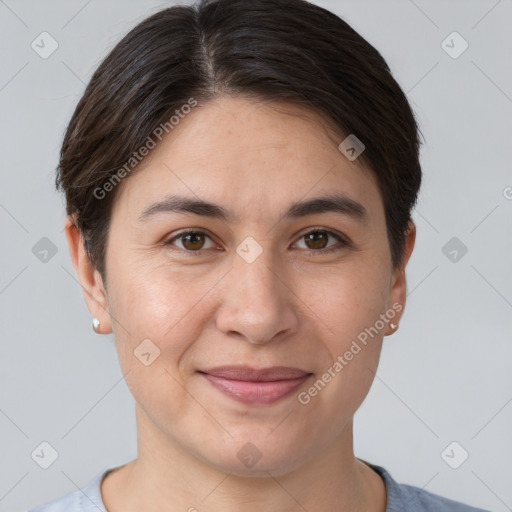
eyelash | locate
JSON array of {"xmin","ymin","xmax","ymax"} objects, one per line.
[{"xmin": 164, "ymin": 228, "xmax": 350, "ymax": 257}]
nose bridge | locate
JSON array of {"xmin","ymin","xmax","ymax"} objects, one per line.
[
  {"xmin": 234, "ymin": 236, "xmax": 284, "ymax": 308},
  {"xmin": 215, "ymin": 238, "xmax": 297, "ymax": 344}
]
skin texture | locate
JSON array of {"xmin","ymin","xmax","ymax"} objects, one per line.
[{"xmin": 65, "ymin": 95, "xmax": 415, "ymax": 512}]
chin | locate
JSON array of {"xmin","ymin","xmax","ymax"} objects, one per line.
[{"xmin": 200, "ymin": 434, "xmax": 309, "ymax": 478}]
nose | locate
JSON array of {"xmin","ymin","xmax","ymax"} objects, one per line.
[{"xmin": 214, "ymin": 249, "xmax": 300, "ymax": 345}]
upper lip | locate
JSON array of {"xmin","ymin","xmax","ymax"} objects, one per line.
[{"xmin": 199, "ymin": 365, "xmax": 311, "ymax": 382}]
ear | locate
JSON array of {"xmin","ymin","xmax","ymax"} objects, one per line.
[
  {"xmin": 64, "ymin": 215, "xmax": 112, "ymax": 334},
  {"xmin": 385, "ymin": 220, "xmax": 416, "ymax": 336}
]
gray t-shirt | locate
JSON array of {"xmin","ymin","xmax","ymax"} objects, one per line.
[{"xmin": 26, "ymin": 461, "xmax": 491, "ymax": 511}]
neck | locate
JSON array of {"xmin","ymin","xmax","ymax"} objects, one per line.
[{"xmin": 101, "ymin": 405, "xmax": 386, "ymax": 512}]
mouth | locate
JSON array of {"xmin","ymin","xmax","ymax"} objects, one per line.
[{"xmin": 198, "ymin": 365, "xmax": 313, "ymax": 405}]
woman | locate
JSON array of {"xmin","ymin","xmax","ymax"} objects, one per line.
[{"xmin": 28, "ymin": 0, "xmax": 490, "ymax": 510}]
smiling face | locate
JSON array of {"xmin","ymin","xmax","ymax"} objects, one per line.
[{"xmin": 70, "ymin": 94, "xmax": 414, "ymax": 478}]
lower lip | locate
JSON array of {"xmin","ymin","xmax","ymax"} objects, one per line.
[{"xmin": 200, "ymin": 373, "xmax": 312, "ymax": 405}]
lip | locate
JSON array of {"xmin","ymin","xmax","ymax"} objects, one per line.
[
  {"xmin": 201, "ymin": 365, "xmax": 310, "ymax": 381},
  {"xmin": 198, "ymin": 365, "xmax": 313, "ymax": 405}
]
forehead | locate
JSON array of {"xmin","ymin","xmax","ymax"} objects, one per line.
[{"xmin": 111, "ymin": 95, "xmax": 383, "ymax": 226}]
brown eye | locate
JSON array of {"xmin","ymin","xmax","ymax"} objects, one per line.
[
  {"xmin": 304, "ymin": 231, "xmax": 329, "ymax": 250},
  {"xmin": 181, "ymin": 232, "xmax": 206, "ymax": 250},
  {"xmin": 294, "ymin": 228, "xmax": 348, "ymax": 254},
  {"xmin": 165, "ymin": 230, "xmax": 216, "ymax": 255}
]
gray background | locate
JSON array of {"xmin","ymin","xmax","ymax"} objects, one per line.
[{"xmin": 1, "ymin": 0, "xmax": 511, "ymax": 510}]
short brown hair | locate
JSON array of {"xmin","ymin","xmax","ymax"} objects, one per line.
[{"xmin": 57, "ymin": 0, "xmax": 422, "ymax": 282}]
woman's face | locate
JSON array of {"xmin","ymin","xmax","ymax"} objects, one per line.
[{"xmin": 73, "ymin": 95, "xmax": 414, "ymax": 476}]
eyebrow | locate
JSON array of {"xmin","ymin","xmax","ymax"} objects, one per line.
[{"xmin": 138, "ymin": 193, "xmax": 369, "ymax": 224}]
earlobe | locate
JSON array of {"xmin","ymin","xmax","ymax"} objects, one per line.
[{"xmin": 64, "ymin": 216, "xmax": 112, "ymax": 334}]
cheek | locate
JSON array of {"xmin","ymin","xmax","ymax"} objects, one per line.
[
  {"xmin": 108, "ymin": 264, "xmax": 217, "ymax": 366},
  {"xmin": 296, "ymin": 263, "xmax": 388, "ymax": 409},
  {"xmin": 306, "ymin": 262, "xmax": 390, "ymax": 350},
  {"xmin": 298, "ymin": 275, "xmax": 386, "ymax": 425},
  {"xmin": 106, "ymin": 268, "xmax": 205, "ymax": 419}
]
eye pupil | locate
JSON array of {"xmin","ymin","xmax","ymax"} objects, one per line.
[
  {"xmin": 305, "ymin": 232, "xmax": 328, "ymax": 250},
  {"xmin": 182, "ymin": 232, "xmax": 204, "ymax": 250}
]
